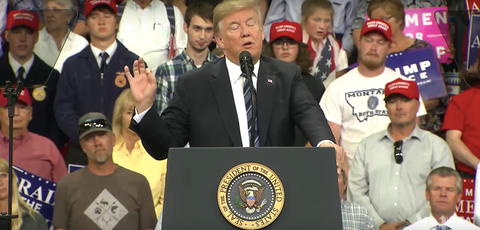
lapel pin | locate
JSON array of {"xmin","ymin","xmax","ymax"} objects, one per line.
[{"xmin": 267, "ymin": 78, "xmax": 273, "ymax": 84}]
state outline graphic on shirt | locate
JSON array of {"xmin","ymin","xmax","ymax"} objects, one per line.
[
  {"xmin": 344, "ymin": 88, "xmax": 388, "ymax": 122},
  {"xmin": 84, "ymin": 189, "xmax": 129, "ymax": 230}
]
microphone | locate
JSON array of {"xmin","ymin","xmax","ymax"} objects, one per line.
[{"xmin": 239, "ymin": 51, "xmax": 257, "ymax": 147}]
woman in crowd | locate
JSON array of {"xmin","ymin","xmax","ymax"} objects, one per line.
[
  {"xmin": 0, "ymin": 158, "xmax": 48, "ymax": 230},
  {"xmin": 263, "ymin": 20, "xmax": 325, "ymax": 146},
  {"xmin": 111, "ymin": 89, "xmax": 168, "ymax": 217},
  {"xmin": 300, "ymin": 0, "xmax": 348, "ymax": 88},
  {"xmin": 367, "ymin": 0, "xmax": 448, "ymax": 137},
  {"xmin": 34, "ymin": 0, "xmax": 88, "ymax": 72}
]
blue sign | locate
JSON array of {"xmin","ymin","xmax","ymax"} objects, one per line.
[
  {"xmin": 14, "ymin": 166, "xmax": 56, "ymax": 229},
  {"xmin": 467, "ymin": 14, "xmax": 480, "ymax": 70},
  {"xmin": 68, "ymin": 164, "xmax": 85, "ymax": 174},
  {"xmin": 347, "ymin": 47, "xmax": 447, "ymax": 100}
]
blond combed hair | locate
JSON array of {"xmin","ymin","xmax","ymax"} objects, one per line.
[
  {"xmin": 112, "ymin": 89, "xmax": 136, "ymax": 144},
  {"xmin": 213, "ymin": 0, "xmax": 263, "ymax": 35},
  {"xmin": 0, "ymin": 158, "xmax": 37, "ymax": 230}
]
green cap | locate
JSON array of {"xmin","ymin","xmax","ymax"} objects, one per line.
[{"xmin": 78, "ymin": 112, "xmax": 112, "ymax": 139}]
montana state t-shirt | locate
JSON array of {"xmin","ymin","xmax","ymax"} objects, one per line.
[
  {"xmin": 52, "ymin": 166, "xmax": 157, "ymax": 230},
  {"xmin": 320, "ymin": 67, "xmax": 428, "ymax": 163}
]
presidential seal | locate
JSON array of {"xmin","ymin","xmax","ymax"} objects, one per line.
[{"xmin": 217, "ymin": 163, "xmax": 284, "ymax": 229}]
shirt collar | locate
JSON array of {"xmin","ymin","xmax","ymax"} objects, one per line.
[
  {"xmin": 39, "ymin": 27, "xmax": 72, "ymax": 42},
  {"xmin": 8, "ymin": 52, "xmax": 35, "ymax": 79},
  {"xmin": 113, "ymin": 138, "xmax": 145, "ymax": 155},
  {"xmin": 379, "ymin": 124, "xmax": 422, "ymax": 142},
  {"xmin": 225, "ymin": 55, "xmax": 260, "ymax": 85},
  {"xmin": 423, "ymin": 213, "xmax": 458, "ymax": 229},
  {"xmin": 181, "ymin": 50, "xmax": 218, "ymax": 65},
  {"xmin": 0, "ymin": 130, "xmax": 29, "ymax": 146},
  {"xmin": 90, "ymin": 40, "xmax": 118, "ymax": 62}
]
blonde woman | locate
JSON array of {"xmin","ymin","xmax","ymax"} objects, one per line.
[
  {"xmin": 0, "ymin": 158, "xmax": 48, "ymax": 230},
  {"xmin": 112, "ymin": 89, "xmax": 168, "ymax": 217}
]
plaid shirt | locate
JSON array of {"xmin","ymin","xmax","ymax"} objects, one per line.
[
  {"xmin": 155, "ymin": 50, "xmax": 219, "ymax": 113},
  {"xmin": 341, "ymin": 200, "xmax": 378, "ymax": 230}
]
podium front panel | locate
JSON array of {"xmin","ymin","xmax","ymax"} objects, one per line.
[{"xmin": 162, "ymin": 147, "xmax": 343, "ymax": 230}]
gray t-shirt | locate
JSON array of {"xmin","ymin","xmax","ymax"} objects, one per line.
[{"xmin": 52, "ymin": 166, "xmax": 157, "ymax": 230}]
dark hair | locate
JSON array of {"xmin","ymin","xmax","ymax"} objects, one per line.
[
  {"xmin": 262, "ymin": 39, "xmax": 313, "ymax": 74},
  {"xmin": 184, "ymin": 2, "xmax": 214, "ymax": 27}
]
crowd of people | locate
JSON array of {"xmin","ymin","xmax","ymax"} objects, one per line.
[{"xmin": 0, "ymin": 0, "xmax": 479, "ymax": 229}]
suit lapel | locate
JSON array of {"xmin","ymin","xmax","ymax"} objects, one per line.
[
  {"xmin": 209, "ymin": 58, "xmax": 242, "ymax": 147},
  {"xmin": 257, "ymin": 57, "xmax": 276, "ymax": 146}
]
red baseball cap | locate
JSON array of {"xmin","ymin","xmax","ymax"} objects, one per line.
[
  {"xmin": 384, "ymin": 78, "xmax": 419, "ymax": 101},
  {"xmin": 270, "ymin": 20, "xmax": 302, "ymax": 43},
  {"xmin": 84, "ymin": 0, "xmax": 118, "ymax": 17},
  {"xmin": 0, "ymin": 86, "xmax": 32, "ymax": 107},
  {"xmin": 6, "ymin": 10, "xmax": 39, "ymax": 31},
  {"xmin": 361, "ymin": 19, "xmax": 392, "ymax": 41}
]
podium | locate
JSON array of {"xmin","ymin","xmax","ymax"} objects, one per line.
[{"xmin": 161, "ymin": 147, "xmax": 343, "ymax": 229}]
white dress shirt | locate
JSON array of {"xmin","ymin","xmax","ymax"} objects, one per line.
[
  {"xmin": 8, "ymin": 53, "xmax": 34, "ymax": 79},
  {"xmin": 133, "ymin": 56, "xmax": 332, "ymax": 147},
  {"xmin": 117, "ymin": 0, "xmax": 187, "ymax": 74},
  {"xmin": 34, "ymin": 28, "xmax": 89, "ymax": 72},
  {"xmin": 90, "ymin": 41, "xmax": 118, "ymax": 68},
  {"xmin": 403, "ymin": 213, "xmax": 480, "ymax": 230},
  {"xmin": 474, "ymin": 163, "xmax": 480, "ymax": 224}
]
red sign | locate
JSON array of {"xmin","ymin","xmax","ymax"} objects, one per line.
[
  {"xmin": 466, "ymin": 0, "xmax": 480, "ymax": 17},
  {"xmin": 457, "ymin": 179, "xmax": 476, "ymax": 224}
]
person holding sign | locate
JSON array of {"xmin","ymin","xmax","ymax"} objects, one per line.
[
  {"xmin": 52, "ymin": 112, "xmax": 157, "ymax": 230},
  {"xmin": 366, "ymin": 0, "xmax": 448, "ymax": 136},
  {"xmin": 403, "ymin": 167, "xmax": 480, "ymax": 230},
  {"xmin": 0, "ymin": 158, "xmax": 48, "ymax": 230}
]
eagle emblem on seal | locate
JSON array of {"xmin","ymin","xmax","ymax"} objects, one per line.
[{"xmin": 235, "ymin": 179, "xmax": 268, "ymax": 214}]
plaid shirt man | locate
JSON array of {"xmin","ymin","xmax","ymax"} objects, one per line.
[
  {"xmin": 341, "ymin": 200, "xmax": 378, "ymax": 230},
  {"xmin": 155, "ymin": 50, "xmax": 219, "ymax": 113}
]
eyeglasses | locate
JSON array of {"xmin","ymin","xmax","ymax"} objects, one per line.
[
  {"xmin": 78, "ymin": 118, "xmax": 111, "ymax": 136},
  {"xmin": 393, "ymin": 140, "xmax": 403, "ymax": 164},
  {"xmin": 272, "ymin": 39, "xmax": 298, "ymax": 48}
]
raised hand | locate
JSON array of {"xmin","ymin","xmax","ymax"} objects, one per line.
[{"xmin": 124, "ymin": 57, "xmax": 157, "ymax": 113}]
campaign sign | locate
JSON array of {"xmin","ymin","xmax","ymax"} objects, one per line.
[
  {"xmin": 466, "ymin": 0, "xmax": 480, "ymax": 18},
  {"xmin": 348, "ymin": 48, "xmax": 446, "ymax": 100},
  {"xmin": 14, "ymin": 166, "xmax": 56, "ymax": 229},
  {"xmin": 458, "ymin": 179, "xmax": 475, "ymax": 223},
  {"xmin": 467, "ymin": 14, "xmax": 480, "ymax": 70},
  {"xmin": 367, "ymin": 7, "xmax": 451, "ymax": 63},
  {"xmin": 68, "ymin": 163, "xmax": 85, "ymax": 174}
]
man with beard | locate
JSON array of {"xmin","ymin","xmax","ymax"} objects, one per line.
[
  {"xmin": 155, "ymin": 2, "xmax": 218, "ymax": 114},
  {"xmin": 319, "ymin": 19, "xmax": 427, "ymax": 166},
  {"xmin": 52, "ymin": 112, "xmax": 157, "ymax": 230}
]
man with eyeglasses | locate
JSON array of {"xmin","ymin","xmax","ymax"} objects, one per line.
[
  {"xmin": 347, "ymin": 78, "xmax": 455, "ymax": 230},
  {"xmin": 0, "ymin": 86, "xmax": 67, "ymax": 182},
  {"xmin": 52, "ymin": 112, "xmax": 157, "ymax": 230}
]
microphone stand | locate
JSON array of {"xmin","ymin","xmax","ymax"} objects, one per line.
[{"xmin": 0, "ymin": 80, "xmax": 22, "ymax": 230}]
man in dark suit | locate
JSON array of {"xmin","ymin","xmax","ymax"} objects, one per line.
[
  {"xmin": 125, "ymin": 0, "xmax": 345, "ymax": 165},
  {"xmin": 0, "ymin": 10, "xmax": 67, "ymax": 150}
]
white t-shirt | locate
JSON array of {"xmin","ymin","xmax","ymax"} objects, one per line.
[{"xmin": 319, "ymin": 67, "xmax": 428, "ymax": 163}]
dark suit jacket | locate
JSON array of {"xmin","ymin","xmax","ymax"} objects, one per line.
[
  {"xmin": 294, "ymin": 73, "xmax": 326, "ymax": 146},
  {"xmin": 130, "ymin": 56, "xmax": 335, "ymax": 160},
  {"xmin": 0, "ymin": 54, "xmax": 67, "ymax": 150}
]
